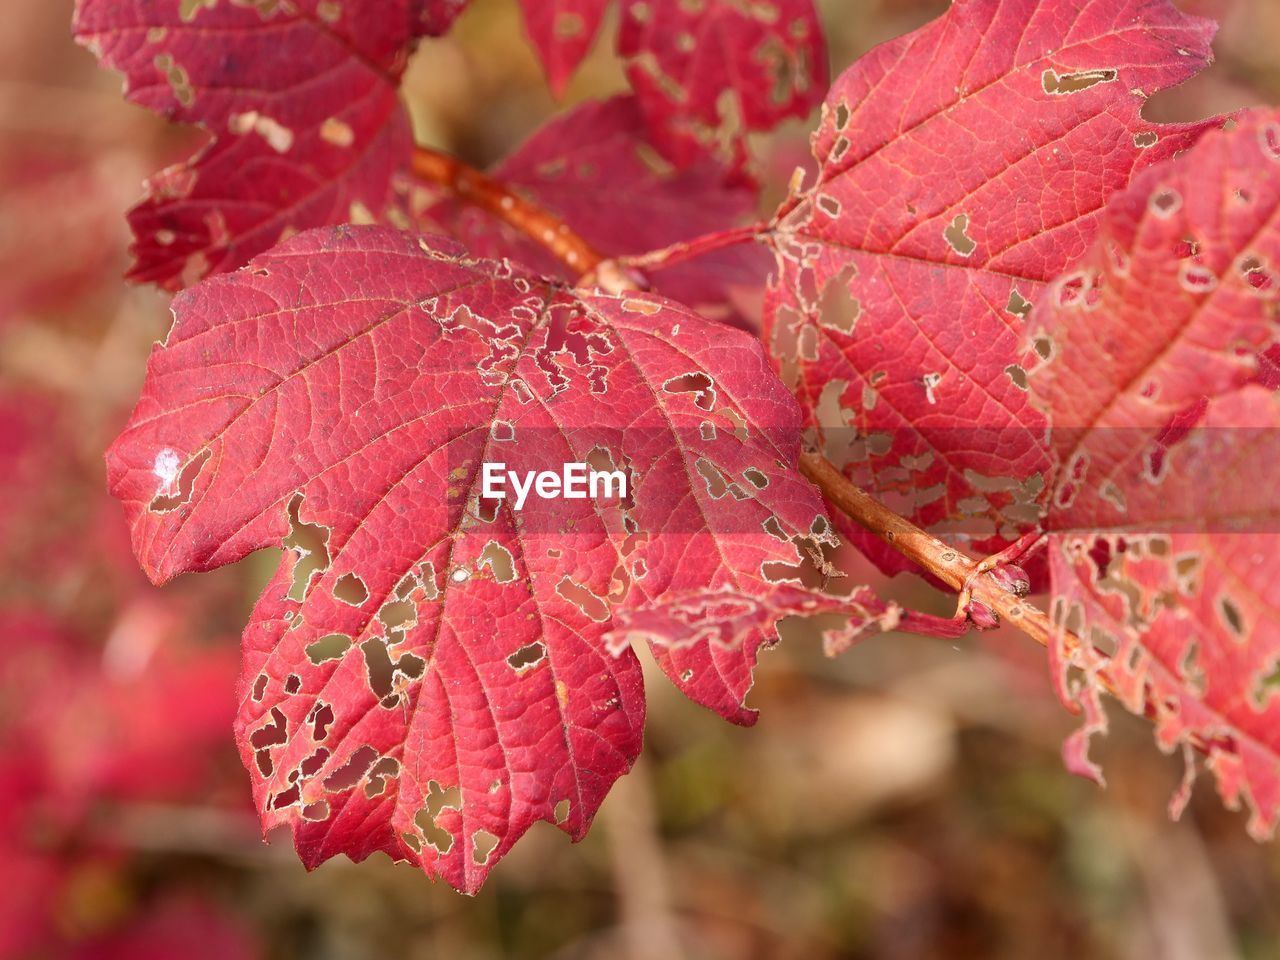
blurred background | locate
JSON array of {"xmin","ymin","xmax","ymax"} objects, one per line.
[{"xmin": 1, "ymin": 0, "xmax": 1278, "ymax": 957}]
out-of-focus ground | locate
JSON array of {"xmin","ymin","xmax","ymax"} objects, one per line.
[{"xmin": 1, "ymin": 1, "xmax": 1278, "ymax": 957}]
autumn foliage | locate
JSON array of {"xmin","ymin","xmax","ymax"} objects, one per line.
[{"xmin": 66, "ymin": 0, "xmax": 1280, "ymax": 896}]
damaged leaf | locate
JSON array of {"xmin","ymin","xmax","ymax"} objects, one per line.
[
  {"xmin": 72, "ymin": 0, "xmax": 467, "ymax": 289},
  {"xmin": 765, "ymin": 0, "xmax": 1223, "ymax": 575},
  {"xmin": 105, "ymin": 226, "xmax": 863, "ymax": 892},
  {"xmin": 519, "ymin": 0, "xmax": 828, "ymax": 177},
  {"xmin": 1027, "ymin": 111, "xmax": 1280, "ymax": 839}
]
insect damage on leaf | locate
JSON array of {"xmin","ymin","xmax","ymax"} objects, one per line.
[
  {"xmin": 517, "ymin": 0, "xmax": 828, "ymax": 178},
  {"xmin": 764, "ymin": 0, "xmax": 1224, "ymax": 578},
  {"xmin": 1026, "ymin": 111, "xmax": 1280, "ymax": 840},
  {"xmin": 105, "ymin": 226, "xmax": 878, "ymax": 893},
  {"xmin": 72, "ymin": 0, "xmax": 467, "ymax": 289}
]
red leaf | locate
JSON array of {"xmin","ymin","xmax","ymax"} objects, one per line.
[
  {"xmin": 72, "ymin": 0, "xmax": 465, "ymax": 289},
  {"xmin": 765, "ymin": 0, "xmax": 1222, "ymax": 575},
  {"xmin": 1027, "ymin": 111, "xmax": 1280, "ymax": 837},
  {"xmin": 105, "ymin": 226, "xmax": 857, "ymax": 892},
  {"xmin": 617, "ymin": 0, "xmax": 827, "ymax": 174},
  {"xmin": 425, "ymin": 96, "xmax": 767, "ymax": 311},
  {"xmin": 519, "ymin": 0, "xmax": 827, "ymax": 176},
  {"xmin": 517, "ymin": 0, "xmax": 608, "ymax": 97}
]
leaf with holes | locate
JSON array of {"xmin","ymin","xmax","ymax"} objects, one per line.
[
  {"xmin": 424, "ymin": 95, "xmax": 768, "ymax": 314},
  {"xmin": 617, "ymin": 0, "xmax": 827, "ymax": 175},
  {"xmin": 765, "ymin": 0, "xmax": 1224, "ymax": 578},
  {"xmin": 72, "ymin": 0, "xmax": 466, "ymax": 289},
  {"xmin": 1026, "ymin": 110, "xmax": 1280, "ymax": 838},
  {"xmin": 518, "ymin": 0, "xmax": 826, "ymax": 177},
  {"xmin": 104, "ymin": 225, "xmax": 875, "ymax": 892}
]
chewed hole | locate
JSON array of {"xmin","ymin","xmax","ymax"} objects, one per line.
[
  {"xmin": 1149, "ymin": 188, "xmax": 1182, "ymax": 219},
  {"xmin": 302, "ymin": 800, "xmax": 330, "ymax": 821},
  {"xmin": 149, "ymin": 448, "xmax": 211, "ymax": 512},
  {"xmin": 556, "ymin": 577, "xmax": 609, "ymax": 621},
  {"xmin": 1218, "ymin": 594, "xmax": 1246, "ymax": 639},
  {"xmin": 1179, "ymin": 262, "xmax": 1218, "ymax": 293},
  {"xmin": 834, "ymin": 99, "xmax": 850, "ymax": 130},
  {"xmin": 305, "ymin": 633, "xmax": 351, "ymax": 664},
  {"xmin": 478, "ymin": 541, "xmax": 516, "ymax": 583},
  {"xmin": 309, "ymin": 702, "xmax": 334, "ymax": 740},
  {"xmin": 472, "ymin": 829, "xmax": 499, "ymax": 865},
  {"xmin": 333, "ymin": 573, "xmax": 368, "ymax": 606},
  {"xmin": 507, "ymin": 641, "xmax": 546, "ymax": 672},
  {"xmin": 1238, "ymin": 255, "xmax": 1277, "ymax": 292},
  {"xmin": 663, "ymin": 372, "xmax": 716, "ymax": 411},
  {"xmin": 943, "ymin": 213, "xmax": 977, "ymax": 257},
  {"xmin": 1041, "ymin": 67, "xmax": 1117, "ymax": 95},
  {"xmin": 324, "ymin": 745, "xmax": 377, "ymax": 793}
]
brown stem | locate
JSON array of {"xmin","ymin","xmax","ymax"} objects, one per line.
[
  {"xmin": 411, "ymin": 144, "xmax": 606, "ymax": 278},
  {"xmin": 797, "ymin": 452, "xmax": 1225, "ymax": 754},
  {"xmin": 800, "ymin": 452, "xmax": 1087, "ymax": 660}
]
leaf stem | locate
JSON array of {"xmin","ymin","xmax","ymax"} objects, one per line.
[
  {"xmin": 799, "ymin": 451, "xmax": 1066, "ymax": 652},
  {"xmin": 410, "ymin": 143, "xmax": 606, "ymax": 277},
  {"xmin": 617, "ymin": 223, "xmax": 767, "ymax": 273}
]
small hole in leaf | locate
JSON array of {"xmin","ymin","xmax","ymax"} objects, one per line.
[
  {"xmin": 305, "ymin": 633, "xmax": 351, "ymax": 664},
  {"xmin": 1218, "ymin": 595, "xmax": 1246, "ymax": 639},
  {"xmin": 271, "ymin": 784, "xmax": 300, "ymax": 809},
  {"xmin": 302, "ymin": 800, "xmax": 330, "ymax": 821},
  {"xmin": 149, "ymin": 448, "xmax": 211, "ymax": 513},
  {"xmin": 365, "ymin": 757, "xmax": 400, "ymax": 798},
  {"xmin": 507, "ymin": 642, "xmax": 546, "ymax": 672},
  {"xmin": 663, "ymin": 372, "xmax": 716, "ymax": 411},
  {"xmin": 333, "ymin": 573, "xmax": 368, "ymax": 606},
  {"xmin": 324, "ymin": 745, "xmax": 377, "ymax": 793},
  {"xmin": 556, "ymin": 578, "xmax": 609, "ymax": 621},
  {"xmin": 250, "ymin": 707, "xmax": 287, "ymax": 749},
  {"xmin": 472, "ymin": 829, "xmax": 499, "ymax": 865},
  {"xmin": 1149, "ymin": 188, "xmax": 1182, "ymax": 219},
  {"xmin": 300, "ymin": 748, "xmax": 330, "ymax": 778},
  {"xmin": 309, "ymin": 702, "xmax": 334, "ymax": 740}
]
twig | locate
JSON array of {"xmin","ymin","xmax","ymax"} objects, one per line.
[
  {"xmin": 798, "ymin": 452, "xmax": 1074, "ymax": 657},
  {"xmin": 411, "ymin": 144, "xmax": 605, "ymax": 277},
  {"xmin": 616, "ymin": 223, "xmax": 766, "ymax": 273}
]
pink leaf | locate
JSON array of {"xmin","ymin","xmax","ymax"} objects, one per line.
[
  {"xmin": 1027, "ymin": 110, "xmax": 1280, "ymax": 838},
  {"xmin": 618, "ymin": 0, "xmax": 827, "ymax": 174},
  {"xmin": 105, "ymin": 226, "xmax": 860, "ymax": 891},
  {"xmin": 72, "ymin": 0, "xmax": 465, "ymax": 289},
  {"xmin": 765, "ymin": 0, "xmax": 1222, "ymax": 575},
  {"xmin": 518, "ymin": 0, "xmax": 827, "ymax": 177},
  {"xmin": 517, "ymin": 0, "xmax": 609, "ymax": 96}
]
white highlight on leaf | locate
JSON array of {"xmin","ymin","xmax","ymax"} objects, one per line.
[{"xmin": 153, "ymin": 448, "xmax": 181, "ymax": 491}]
